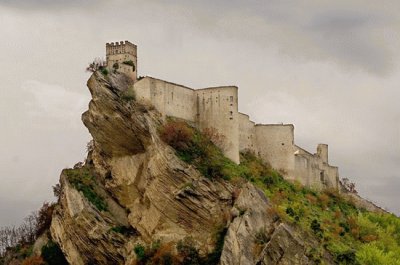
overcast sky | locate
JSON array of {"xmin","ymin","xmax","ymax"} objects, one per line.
[{"xmin": 0, "ymin": 0, "xmax": 399, "ymax": 226}]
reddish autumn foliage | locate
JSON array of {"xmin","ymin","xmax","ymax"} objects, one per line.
[
  {"xmin": 35, "ymin": 202, "xmax": 55, "ymax": 238},
  {"xmin": 159, "ymin": 121, "xmax": 194, "ymax": 151},
  {"xmin": 21, "ymin": 256, "xmax": 45, "ymax": 265}
]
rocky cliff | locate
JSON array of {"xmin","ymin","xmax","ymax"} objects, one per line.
[{"xmin": 48, "ymin": 72, "xmax": 334, "ymax": 264}]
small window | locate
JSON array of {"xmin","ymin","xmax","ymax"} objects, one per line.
[
  {"xmin": 281, "ymin": 143, "xmax": 285, "ymax": 146},
  {"xmin": 229, "ymin": 111, "xmax": 233, "ymax": 115},
  {"xmin": 320, "ymin": 171, "xmax": 325, "ymax": 182}
]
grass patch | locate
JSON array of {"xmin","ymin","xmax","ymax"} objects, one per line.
[
  {"xmin": 64, "ymin": 167, "xmax": 108, "ymax": 212},
  {"xmin": 121, "ymin": 89, "xmax": 136, "ymax": 101}
]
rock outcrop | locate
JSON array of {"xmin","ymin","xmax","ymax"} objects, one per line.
[{"xmin": 50, "ymin": 72, "xmax": 334, "ymax": 264}]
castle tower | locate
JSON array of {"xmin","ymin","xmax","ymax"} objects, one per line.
[{"xmin": 106, "ymin": 41, "xmax": 137, "ymax": 81}]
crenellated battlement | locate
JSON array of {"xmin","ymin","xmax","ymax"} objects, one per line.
[
  {"xmin": 106, "ymin": 40, "xmax": 137, "ymax": 81},
  {"xmin": 106, "ymin": 40, "xmax": 137, "ymax": 56}
]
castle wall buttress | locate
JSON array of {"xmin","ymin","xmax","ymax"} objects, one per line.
[
  {"xmin": 238, "ymin": 113, "xmax": 257, "ymax": 153},
  {"xmin": 195, "ymin": 87, "xmax": 240, "ymax": 164},
  {"xmin": 254, "ymin": 124, "xmax": 296, "ymax": 179}
]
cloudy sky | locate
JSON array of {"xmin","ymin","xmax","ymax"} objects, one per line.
[{"xmin": 0, "ymin": 0, "xmax": 399, "ymax": 226}]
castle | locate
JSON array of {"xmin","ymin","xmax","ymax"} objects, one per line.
[{"xmin": 106, "ymin": 41, "xmax": 339, "ymax": 190}]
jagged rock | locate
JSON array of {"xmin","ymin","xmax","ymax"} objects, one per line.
[
  {"xmin": 51, "ymin": 72, "xmax": 335, "ymax": 264},
  {"xmin": 220, "ymin": 184, "xmax": 334, "ymax": 265},
  {"xmin": 51, "ymin": 73, "xmax": 235, "ymax": 264},
  {"xmin": 32, "ymin": 233, "xmax": 49, "ymax": 257}
]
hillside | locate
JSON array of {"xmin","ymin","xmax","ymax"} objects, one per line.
[{"xmin": 2, "ymin": 71, "xmax": 400, "ymax": 265}]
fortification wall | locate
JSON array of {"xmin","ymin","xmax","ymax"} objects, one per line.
[
  {"xmin": 294, "ymin": 145, "xmax": 339, "ymax": 189},
  {"xmin": 109, "ymin": 41, "xmax": 341, "ymax": 190},
  {"xmin": 238, "ymin": 113, "xmax": 256, "ymax": 152},
  {"xmin": 134, "ymin": 77, "xmax": 197, "ymax": 122},
  {"xmin": 294, "ymin": 146, "xmax": 323, "ymax": 188},
  {"xmin": 254, "ymin": 124, "xmax": 295, "ymax": 178},
  {"xmin": 195, "ymin": 87, "xmax": 240, "ymax": 163}
]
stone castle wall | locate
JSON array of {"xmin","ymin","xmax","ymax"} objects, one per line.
[
  {"xmin": 196, "ymin": 86, "xmax": 239, "ymax": 164},
  {"xmin": 238, "ymin": 114, "xmax": 339, "ymax": 189},
  {"xmin": 133, "ymin": 77, "xmax": 240, "ymax": 163},
  {"xmin": 109, "ymin": 41, "xmax": 339, "ymax": 190}
]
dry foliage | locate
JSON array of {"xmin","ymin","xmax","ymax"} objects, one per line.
[
  {"xmin": 21, "ymin": 256, "xmax": 45, "ymax": 265},
  {"xmin": 202, "ymin": 127, "xmax": 227, "ymax": 151},
  {"xmin": 86, "ymin": 58, "xmax": 106, "ymax": 73},
  {"xmin": 318, "ymin": 194, "xmax": 330, "ymax": 209},
  {"xmin": 305, "ymin": 194, "xmax": 317, "ymax": 204},
  {"xmin": 159, "ymin": 121, "xmax": 194, "ymax": 151}
]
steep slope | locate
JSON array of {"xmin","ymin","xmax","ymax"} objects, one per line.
[{"xmin": 50, "ymin": 72, "xmax": 334, "ymax": 264}]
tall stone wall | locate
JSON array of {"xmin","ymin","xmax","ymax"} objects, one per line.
[
  {"xmin": 254, "ymin": 124, "xmax": 296, "ymax": 179},
  {"xmin": 134, "ymin": 77, "xmax": 197, "ymax": 122},
  {"xmin": 237, "ymin": 116, "xmax": 339, "ymax": 190},
  {"xmin": 134, "ymin": 78, "xmax": 240, "ymax": 163},
  {"xmin": 238, "ymin": 113, "xmax": 256, "ymax": 152},
  {"xmin": 195, "ymin": 87, "xmax": 240, "ymax": 164}
]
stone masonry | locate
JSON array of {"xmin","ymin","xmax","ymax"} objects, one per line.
[{"xmin": 106, "ymin": 41, "xmax": 339, "ymax": 190}]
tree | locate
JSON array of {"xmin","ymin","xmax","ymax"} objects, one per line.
[{"xmin": 86, "ymin": 58, "xmax": 106, "ymax": 73}]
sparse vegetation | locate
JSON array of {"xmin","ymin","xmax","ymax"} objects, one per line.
[
  {"xmin": 123, "ymin": 60, "xmax": 136, "ymax": 71},
  {"xmin": 86, "ymin": 58, "xmax": 106, "ymax": 73},
  {"xmin": 64, "ymin": 167, "xmax": 108, "ymax": 211},
  {"xmin": 121, "ymin": 89, "xmax": 136, "ymax": 101},
  {"xmin": 159, "ymin": 119, "xmax": 400, "ymax": 265}
]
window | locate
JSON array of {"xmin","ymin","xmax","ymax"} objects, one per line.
[
  {"xmin": 320, "ymin": 171, "xmax": 325, "ymax": 183},
  {"xmin": 230, "ymin": 96, "xmax": 234, "ymax": 102}
]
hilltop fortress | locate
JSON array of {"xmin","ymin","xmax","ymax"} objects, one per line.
[{"xmin": 106, "ymin": 41, "xmax": 339, "ymax": 190}]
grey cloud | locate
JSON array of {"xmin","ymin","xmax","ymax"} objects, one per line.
[
  {"xmin": 0, "ymin": 0, "xmax": 399, "ymax": 226},
  {"xmin": 0, "ymin": 0, "xmax": 104, "ymax": 10}
]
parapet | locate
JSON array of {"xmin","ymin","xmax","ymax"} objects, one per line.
[
  {"xmin": 317, "ymin": 144, "xmax": 329, "ymax": 163},
  {"xmin": 106, "ymin": 40, "xmax": 137, "ymax": 56}
]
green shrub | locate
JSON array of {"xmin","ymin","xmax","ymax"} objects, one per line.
[
  {"xmin": 122, "ymin": 60, "xmax": 136, "ymax": 71},
  {"xmin": 159, "ymin": 120, "xmax": 234, "ymax": 180},
  {"xmin": 134, "ymin": 244, "xmax": 146, "ymax": 261},
  {"xmin": 121, "ymin": 89, "xmax": 136, "ymax": 101},
  {"xmin": 64, "ymin": 167, "xmax": 107, "ymax": 211},
  {"xmin": 100, "ymin": 67, "xmax": 108, "ymax": 76}
]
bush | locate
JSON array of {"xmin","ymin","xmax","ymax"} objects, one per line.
[
  {"xmin": 65, "ymin": 167, "xmax": 108, "ymax": 211},
  {"xmin": 176, "ymin": 238, "xmax": 203, "ymax": 265},
  {"xmin": 86, "ymin": 58, "xmax": 106, "ymax": 73},
  {"xmin": 121, "ymin": 89, "xmax": 136, "ymax": 101},
  {"xmin": 311, "ymin": 219, "xmax": 323, "ymax": 236},
  {"xmin": 35, "ymin": 202, "xmax": 55, "ymax": 237},
  {"xmin": 21, "ymin": 256, "xmax": 45, "ymax": 265},
  {"xmin": 123, "ymin": 60, "xmax": 136, "ymax": 71},
  {"xmin": 101, "ymin": 68, "xmax": 109, "ymax": 76},
  {"xmin": 134, "ymin": 244, "xmax": 146, "ymax": 261},
  {"xmin": 159, "ymin": 120, "xmax": 195, "ymax": 153}
]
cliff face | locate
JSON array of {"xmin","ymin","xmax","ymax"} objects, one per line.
[{"xmin": 50, "ymin": 72, "xmax": 332, "ymax": 264}]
